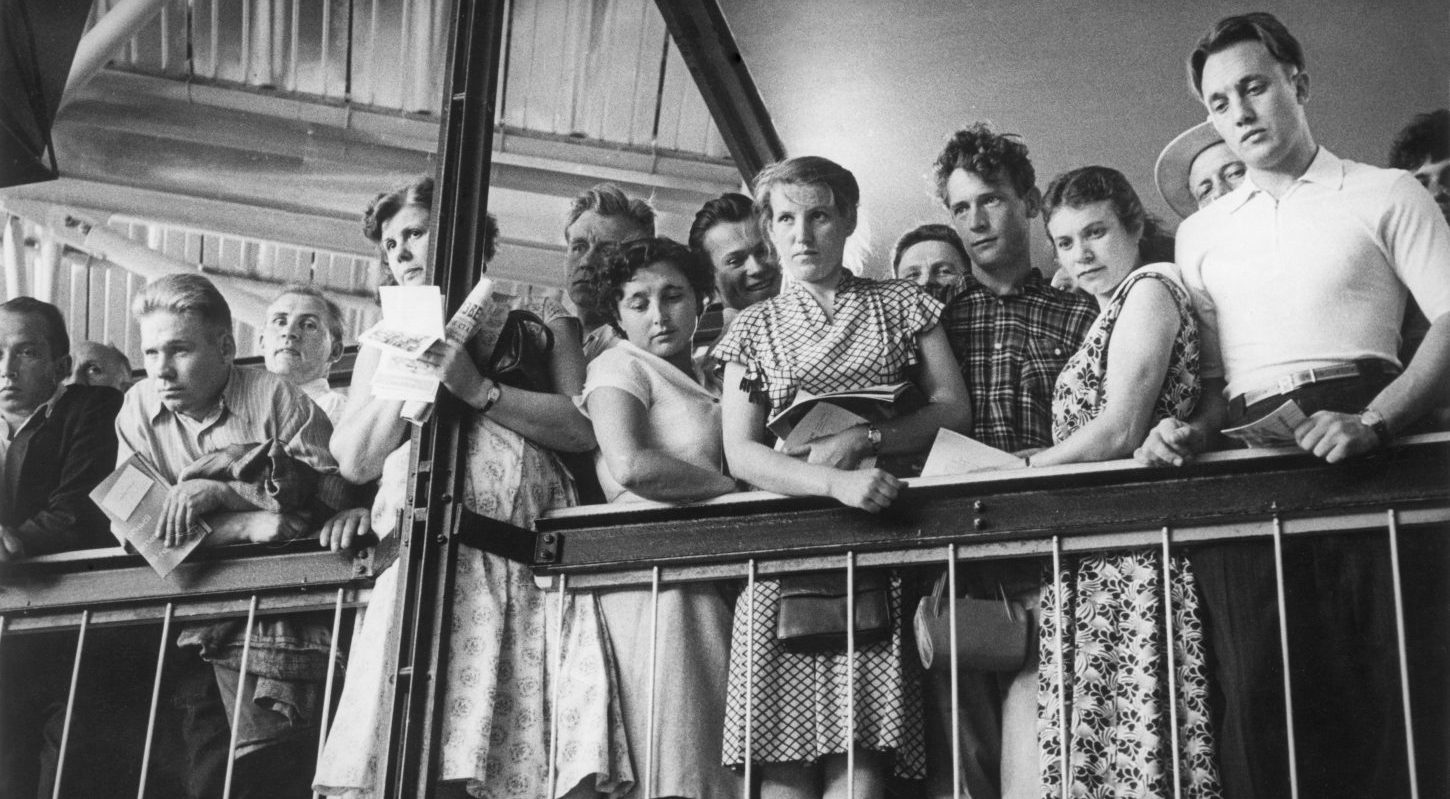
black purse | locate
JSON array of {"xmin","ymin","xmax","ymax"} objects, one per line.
[
  {"xmin": 775, "ymin": 570, "xmax": 891, "ymax": 653},
  {"xmin": 484, "ymin": 310, "xmax": 554, "ymax": 392}
]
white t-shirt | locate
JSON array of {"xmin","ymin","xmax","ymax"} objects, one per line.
[
  {"xmin": 299, "ymin": 378, "xmax": 349, "ymax": 425},
  {"xmin": 579, "ymin": 339, "xmax": 722, "ymax": 504},
  {"xmin": 1177, "ymin": 148, "xmax": 1450, "ymax": 398}
]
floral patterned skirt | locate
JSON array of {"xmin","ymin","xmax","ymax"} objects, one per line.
[{"xmin": 1037, "ymin": 550, "xmax": 1222, "ymax": 799}]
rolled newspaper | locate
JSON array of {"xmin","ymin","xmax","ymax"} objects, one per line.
[{"xmin": 401, "ymin": 278, "xmax": 514, "ymax": 425}]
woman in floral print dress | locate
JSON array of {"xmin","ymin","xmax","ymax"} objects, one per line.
[{"xmin": 1018, "ymin": 166, "xmax": 1221, "ymax": 798}]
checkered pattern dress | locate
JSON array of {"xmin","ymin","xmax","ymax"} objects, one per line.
[{"xmin": 712, "ymin": 272, "xmax": 934, "ymax": 778}]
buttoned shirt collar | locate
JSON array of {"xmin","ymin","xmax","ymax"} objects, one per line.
[
  {"xmin": 1227, "ymin": 146, "xmax": 1343, "ymax": 213},
  {"xmin": 950, "ymin": 268, "xmax": 1051, "ymax": 302}
]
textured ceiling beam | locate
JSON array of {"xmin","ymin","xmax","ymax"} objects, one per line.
[{"xmin": 654, "ymin": 0, "xmax": 785, "ymax": 182}]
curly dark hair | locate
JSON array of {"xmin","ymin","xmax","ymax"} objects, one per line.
[
  {"xmin": 1041, "ymin": 166, "xmax": 1175, "ymax": 265},
  {"xmin": 932, "ymin": 123, "xmax": 1036, "ymax": 205},
  {"xmin": 363, "ymin": 176, "xmax": 499, "ymax": 287},
  {"xmin": 579, "ymin": 237, "xmax": 715, "ymax": 326},
  {"xmin": 1389, "ymin": 110, "xmax": 1449, "ymax": 170}
]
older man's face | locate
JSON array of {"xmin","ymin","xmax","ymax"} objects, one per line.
[
  {"xmin": 261, "ymin": 293, "xmax": 339, "ymax": 385},
  {"xmin": 0, "ymin": 311, "xmax": 68, "ymax": 425},
  {"xmin": 1188, "ymin": 142, "xmax": 1247, "ymax": 210},
  {"xmin": 69, "ymin": 341, "xmax": 131, "ymax": 391},
  {"xmin": 139, "ymin": 311, "xmax": 234, "ymax": 419},
  {"xmin": 565, "ymin": 211, "xmax": 649, "ymax": 325}
]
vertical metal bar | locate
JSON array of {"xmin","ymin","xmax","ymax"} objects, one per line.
[
  {"xmin": 3, "ymin": 215, "xmax": 27, "ymax": 300},
  {"xmin": 136, "ymin": 602, "xmax": 174, "ymax": 799},
  {"xmin": 645, "ymin": 566, "xmax": 661, "ymax": 799},
  {"xmin": 313, "ymin": 589, "xmax": 347, "ymax": 799},
  {"xmin": 241, "ymin": 0, "xmax": 252, "ymax": 82},
  {"xmin": 209, "ymin": 0, "xmax": 219, "ymax": 79},
  {"xmin": 1271, "ymin": 516, "xmax": 1300, "ymax": 799},
  {"xmin": 946, "ymin": 545, "xmax": 960, "ymax": 799},
  {"xmin": 743, "ymin": 559, "xmax": 755, "ymax": 798},
  {"xmin": 845, "ymin": 552, "xmax": 856, "ymax": 799},
  {"xmin": 289, "ymin": 0, "xmax": 300, "ymax": 92},
  {"xmin": 366, "ymin": 0, "xmax": 380, "ymax": 105},
  {"xmin": 320, "ymin": 0, "xmax": 332, "ymax": 95},
  {"xmin": 547, "ymin": 574, "xmax": 568, "ymax": 799},
  {"xmin": 1052, "ymin": 535, "xmax": 1068, "ymax": 799},
  {"xmin": 222, "ymin": 595, "xmax": 260, "ymax": 799},
  {"xmin": 51, "ymin": 610, "xmax": 90, "ymax": 799},
  {"xmin": 1161, "ymin": 528, "xmax": 1182, "ymax": 799},
  {"xmin": 1386, "ymin": 509, "xmax": 1421, "ymax": 798},
  {"xmin": 159, "ymin": 4, "xmax": 171, "ymax": 70}
]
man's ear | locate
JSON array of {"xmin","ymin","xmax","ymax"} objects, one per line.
[
  {"xmin": 328, "ymin": 338, "xmax": 344, "ymax": 364},
  {"xmin": 1022, "ymin": 186, "xmax": 1043, "ymax": 219},
  {"xmin": 219, "ymin": 332, "xmax": 237, "ymax": 361},
  {"xmin": 1293, "ymin": 70, "xmax": 1310, "ymax": 104},
  {"xmin": 54, "ymin": 354, "xmax": 73, "ymax": 385}
]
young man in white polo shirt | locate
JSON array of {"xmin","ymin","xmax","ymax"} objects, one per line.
[{"xmin": 1138, "ymin": 13, "xmax": 1450, "ymax": 798}]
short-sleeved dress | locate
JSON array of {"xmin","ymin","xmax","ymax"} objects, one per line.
[
  {"xmin": 314, "ymin": 295, "xmax": 633, "ymax": 799},
  {"xmin": 712, "ymin": 272, "xmax": 933, "ymax": 778},
  {"xmin": 1036, "ymin": 265, "xmax": 1223, "ymax": 798},
  {"xmin": 579, "ymin": 340, "xmax": 741, "ymax": 799}
]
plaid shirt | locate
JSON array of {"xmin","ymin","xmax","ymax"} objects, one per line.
[{"xmin": 941, "ymin": 271, "xmax": 1097, "ymax": 452}]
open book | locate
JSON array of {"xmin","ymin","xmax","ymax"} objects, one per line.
[
  {"xmin": 767, "ymin": 382, "xmax": 922, "ymax": 441},
  {"xmin": 920, "ymin": 428, "xmax": 1026, "ymax": 477},
  {"xmin": 89, "ymin": 455, "xmax": 211, "ymax": 579}
]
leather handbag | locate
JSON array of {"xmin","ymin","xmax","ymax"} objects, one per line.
[
  {"xmin": 913, "ymin": 572, "xmax": 1031, "ymax": 672},
  {"xmin": 776, "ymin": 570, "xmax": 891, "ymax": 653},
  {"xmin": 485, "ymin": 310, "xmax": 554, "ymax": 392}
]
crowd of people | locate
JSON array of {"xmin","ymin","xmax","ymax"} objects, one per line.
[{"xmin": 1, "ymin": 11, "xmax": 1447, "ymax": 799}]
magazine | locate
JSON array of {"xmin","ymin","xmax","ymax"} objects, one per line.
[{"xmin": 89, "ymin": 455, "xmax": 211, "ymax": 579}]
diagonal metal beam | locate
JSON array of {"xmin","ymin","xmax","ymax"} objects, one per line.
[{"xmin": 654, "ymin": 0, "xmax": 785, "ymax": 182}]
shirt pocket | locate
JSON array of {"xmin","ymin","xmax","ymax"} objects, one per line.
[{"xmin": 1021, "ymin": 336, "xmax": 1077, "ymax": 397}]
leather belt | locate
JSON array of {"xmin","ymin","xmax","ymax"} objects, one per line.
[{"xmin": 1237, "ymin": 362, "xmax": 1375, "ymax": 408}]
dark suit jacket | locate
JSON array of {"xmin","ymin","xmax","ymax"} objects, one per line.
[{"xmin": 1, "ymin": 384, "xmax": 123, "ymax": 556}]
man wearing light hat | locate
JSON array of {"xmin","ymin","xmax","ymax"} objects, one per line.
[{"xmin": 1154, "ymin": 120, "xmax": 1246, "ymax": 218}]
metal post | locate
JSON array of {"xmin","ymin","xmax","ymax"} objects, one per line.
[
  {"xmin": 136, "ymin": 602, "xmax": 174, "ymax": 799},
  {"xmin": 845, "ymin": 551, "xmax": 856, "ymax": 799},
  {"xmin": 743, "ymin": 559, "xmax": 756, "ymax": 797},
  {"xmin": 1052, "ymin": 535, "xmax": 1068, "ymax": 799},
  {"xmin": 1271, "ymin": 516, "xmax": 1300, "ymax": 799},
  {"xmin": 222, "ymin": 595, "xmax": 260, "ymax": 799},
  {"xmin": 314, "ymin": 589, "xmax": 347, "ymax": 799},
  {"xmin": 547, "ymin": 574, "xmax": 568, "ymax": 799},
  {"xmin": 51, "ymin": 610, "xmax": 90, "ymax": 799},
  {"xmin": 947, "ymin": 544, "xmax": 960, "ymax": 799},
  {"xmin": 1161, "ymin": 528, "xmax": 1182, "ymax": 799},
  {"xmin": 646, "ymin": 566, "xmax": 661, "ymax": 799},
  {"xmin": 1386, "ymin": 509, "xmax": 1421, "ymax": 798}
]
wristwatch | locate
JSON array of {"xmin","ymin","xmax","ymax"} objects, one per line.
[
  {"xmin": 480, "ymin": 381, "xmax": 503, "ymax": 414},
  {"xmin": 1358, "ymin": 408, "xmax": 1391, "ymax": 447},
  {"xmin": 865, "ymin": 424, "xmax": 882, "ymax": 455}
]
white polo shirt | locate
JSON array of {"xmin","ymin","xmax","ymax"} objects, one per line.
[{"xmin": 1177, "ymin": 147, "xmax": 1450, "ymax": 399}]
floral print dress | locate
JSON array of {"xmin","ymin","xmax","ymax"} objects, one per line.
[
  {"xmin": 1037, "ymin": 265, "xmax": 1223, "ymax": 798},
  {"xmin": 314, "ymin": 296, "xmax": 632, "ymax": 799}
]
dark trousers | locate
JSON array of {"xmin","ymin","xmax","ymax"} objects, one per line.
[
  {"xmin": 2, "ymin": 625, "xmax": 318, "ymax": 799},
  {"xmin": 1199, "ymin": 371, "xmax": 1438, "ymax": 798}
]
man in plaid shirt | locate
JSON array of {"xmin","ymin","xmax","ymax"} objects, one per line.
[
  {"xmin": 924, "ymin": 124, "xmax": 1095, "ymax": 799},
  {"xmin": 935, "ymin": 123, "xmax": 1096, "ymax": 453}
]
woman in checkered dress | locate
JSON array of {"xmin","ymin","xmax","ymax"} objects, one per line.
[{"xmin": 713, "ymin": 156, "xmax": 972, "ymax": 799}]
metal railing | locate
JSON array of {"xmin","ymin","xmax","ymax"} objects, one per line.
[{"xmin": 1, "ymin": 435, "xmax": 1445, "ymax": 796}]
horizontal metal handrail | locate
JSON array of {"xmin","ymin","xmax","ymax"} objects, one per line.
[{"xmin": 535, "ymin": 433, "xmax": 1450, "ymax": 587}]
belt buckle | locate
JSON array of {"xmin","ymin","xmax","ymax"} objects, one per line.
[{"xmin": 1276, "ymin": 372, "xmax": 1306, "ymax": 395}]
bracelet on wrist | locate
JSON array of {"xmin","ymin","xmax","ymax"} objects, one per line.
[{"xmin": 865, "ymin": 424, "xmax": 882, "ymax": 455}]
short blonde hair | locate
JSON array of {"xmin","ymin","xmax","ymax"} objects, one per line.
[{"xmin": 132, "ymin": 273, "xmax": 233, "ymax": 338}]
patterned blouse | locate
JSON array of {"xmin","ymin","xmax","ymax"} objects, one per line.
[
  {"xmin": 1051, "ymin": 264, "xmax": 1201, "ymax": 442},
  {"xmin": 713, "ymin": 271, "xmax": 942, "ymax": 413}
]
